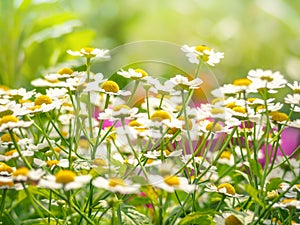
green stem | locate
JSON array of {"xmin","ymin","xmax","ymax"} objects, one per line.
[{"xmin": 127, "ymin": 80, "xmax": 140, "ymax": 105}]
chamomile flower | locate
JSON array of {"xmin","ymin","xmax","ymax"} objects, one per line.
[
  {"xmin": 205, "ymin": 183, "xmax": 242, "ymax": 198},
  {"xmin": 287, "ymin": 81, "xmax": 300, "ymax": 93},
  {"xmin": 92, "ymin": 177, "xmax": 140, "ymax": 194},
  {"xmin": 170, "ymin": 74, "xmax": 203, "ymax": 91},
  {"xmin": 247, "ymin": 69, "xmax": 287, "ymax": 92},
  {"xmin": 83, "ymin": 73, "xmax": 107, "ymax": 92},
  {"xmin": 67, "ymin": 47, "xmax": 110, "ymax": 59},
  {"xmin": 99, "ymin": 80, "xmax": 131, "ymax": 96},
  {"xmin": 181, "ymin": 45, "xmax": 224, "ymax": 66},
  {"xmin": 12, "ymin": 167, "xmax": 44, "ymax": 182},
  {"xmin": 149, "ymin": 174, "xmax": 195, "ymax": 193},
  {"xmin": 0, "ymin": 115, "xmax": 33, "ymax": 132},
  {"xmin": 39, "ymin": 170, "xmax": 91, "ymax": 191},
  {"xmin": 117, "ymin": 68, "xmax": 148, "ymax": 80}
]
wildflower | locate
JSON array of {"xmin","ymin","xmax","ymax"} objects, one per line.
[
  {"xmin": 205, "ymin": 183, "xmax": 241, "ymax": 197},
  {"xmin": 149, "ymin": 174, "xmax": 195, "ymax": 193},
  {"xmin": 170, "ymin": 74, "xmax": 202, "ymax": 91},
  {"xmin": 247, "ymin": 69, "xmax": 287, "ymax": 92},
  {"xmin": 117, "ymin": 68, "xmax": 148, "ymax": 80},
  {"xmin": 181, "ymin": 45, "xmax": 224, "ymax": 66},
  {"xmin": 99, "ymin": 80, "xmax": 130, "ymax": 96},
  {"xmin": 0, "ymin": 115, "xmax": 33, "ymax": 131},
  {"xmin": 39, "ymin": 170, "xmax": 91, "ymax": 191},
  {"xmin": 0, "ymin": 162, "xmax": 14, "ymax": 176},
  {"xmin": 0, "ymin": 176, "xmax": 14, "ymax": 189},
  {"xmin": 92, "ymin": 177, "xmax": 140, "ymax": 194},
  {"xmin": 12, "ymin": 168, "xmax": 44, "ymax": 182},
  {"xmin": 287, "ymin": 81, "xmax": 300, "ymax": 93},
  {"xmin": 67, "ymin": 47, "xmax": 110, "ymax": 59}
]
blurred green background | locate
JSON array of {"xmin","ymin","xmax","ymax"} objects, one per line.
[{"xmin": 1, "ymin": 0, "xmax": 299, "ymax": 88}]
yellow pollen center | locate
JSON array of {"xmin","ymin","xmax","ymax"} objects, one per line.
[
  {"xmin": 0, "ymin": 115, "xmax": 19, "ymax": 125},
  {"xmin": 0, "ymin": 162, "xmax": 13, "ymax": 173},
  {"xmin": 195, "ymin": 45, "xmax": 211, "ymax": 53},
  {"xmin": 58, "ymin": 67, "xmax": 73, "ymax": 75},
  {"xmin": 220, "ymin": 151, "xmax": 231, "ymax": 160},
  {"xmin": 269, "ymin": 111, "xmax": 289, "ymax": 122},
  {"xmin": 164, "ymin": 149, "xmax": 171, "ymax": 156},
  {"xmin": 217, "ymin": 183, "xmax": 236, "ymax": 195},
  {"xmin": 225, "ymin": 214, "xmax": 243, "ymax": 225},
  {"xmin": 12, "ymin": 167, "xmax": 29, "ymax": 177},
  {"xmin": 211, "ymin": 97, "xmax": 224, "ymax": 105},
  {"xmin": 83, "ymin": 47, "xmax": 95, "ymax": 53},
  {"xmin": 34, "ymin": 95, "xmax": 52, "ymax": 106},
  {"xmin": 108, "ymin": 177, "xmax": 125, "ymax": 187},
  {"xmin": 1, "ymin": 133, "xmax": 19, "ymax": 142},
  {"xmin": 247, "ymin": 98, "xmax": 258, "ymax": 103},
  {"xmin": 150, "ymin": 110, "xmax": 172, "ymax": 122},
  {"xmin": 233, "ymin": 78, "xmax": 252, "ymax": 86},
  {"xmin": 178, "ymin": 116, "xmax": 193, "ymax": 130},
  {"xmin": 55, "ymin": 170, "xmax": 76, "ymax": 184},
  {"xmin": 53, "ymin": 147, "xmax": 61, "ymax": 154},
  {"xmin": 78, "ymin": 139, "xmax": 90, "ymax": 149},
  {"xmin": 93, "ymin": 158, "xmax": 107, "ymax": 166},
  {"xmin": 100, "ymin": 81, "xmax": 120, "ymax": 93},
  {"xmin": 4, "ymin": 149, "xmax": 17, "ymax": 156},
  {"xmin": 261, "ymin": 76, "xmax": 273, "ymax": 82},
  {"xmin": 226, "ymin": 102, "xmax": 237, "ymax": 109},
  {"xmin": 164, "ymin": 175, "xmax": 180, "ymax": 186},
  {"xmin": 113, "ymin": 104, "xmax": 131, "ymax": 111},
  {"xmin": 282, "ymin": 198, "xmax": 296, "ymax": 204},
  {"xmin": 205, "ymin": 122, "xmax": 222, "ymax": 132},
  {"xmin": 46, "ymin": 160, "xmax": 60, "ymax": 167},
  {"xmin": 232, "ymin": 106, "xmax": 247, "ymax": 114},
  {"xmin": 134, "ymin": 68, "xmax": 148, "ymax": 78},
  {"xmin": 146, "ymin": 158, "xmax": 154, "ymax": 164},
  {"xmin": 210, "ymin": 108, "xmax": 225, "ymax": 114},
  {"xmin": 128, "ymin": 120, "xmax": 143, "ymax": 127}
]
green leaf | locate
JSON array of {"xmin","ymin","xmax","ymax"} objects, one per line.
[
  {"xmin": 179, "ymin": 213, "xmax": 215, "ymax": 225},
  {"xmin": 245, "ymin": 184, "xmax": 264, "ymax": 207},
  {"xmin": 249, "ymin": 158, "xmax": 263, "ymax": 177}
]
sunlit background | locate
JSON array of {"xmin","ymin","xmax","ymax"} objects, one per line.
[{"xmin": 1, "ymin": 0, "xmax": 299, "ymax": 88}]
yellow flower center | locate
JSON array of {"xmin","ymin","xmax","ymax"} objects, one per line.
[
  {"xmin": 225, "ymin": 214, "xmax": 243, "ymax": 225},
  {"xmin": 12, "ymin": 167, "xmax": 29, "ymax": 177},
  {"xmin": 150, "ymin": 110, "xmax": 172, "ymax": 122},
  {"xmin": 0, "ymin": 181, "xmax": 14, "ymax": 187},
  {"xmin": 195, "ymin": 45, "xmax": 211, "ymax": 53},
  {"xmin": 58, "ymin": 67, "xmax": 74, "ymax": 75},
  {"xmin": 0, "ymin": 162, "xmax": 13, "ymax": 173},
  {"xmin": 205, "ymin": 122, "xmax": 222, "ymax": 132},
  {"xmin": 210, "ymin": 108, "xmax": 225, "ymax": 114},
  {"xmin": 220, "ymin": 151, "xmax": 231, "ymax": 160},
  {"xmin": 146, "ymin": 158, "xmax": 154, "ymax": 164},
  {"xmin": 232, "ymin": 106, "xmax": 247, "ymax": 114},
  {"xmin": 128, "ymin": 120, "xmax": 142, "ymax": 127},
  {"xmin": 4, "ymin": 149, "xmax": 17, "ymax": 156},
  {"xmin": 261, "ymin": 76, "xmax": 273, "ymax": 82},
  {"xmin": 167, "ymin": 127, "xmax": 179, "ymax": 134},
  {"xmin": 247, "ymin": 98, "xmax": 258, "ymax": 103},
  {"xmin": 225, "ymin": 102, "xmax": 237, "ymax": 109},
  {"xmin": 282, "ymin": 198, "xmax": 296, "ymax": 204},
  {"xmin": 55, "ymin": 170, "xmax": 76, "ymax": 184},
  {"xmin": 0, "ymin": 115, "xmax": 19, "ymax": 126},
  {"xmin": 113, "ymin": 104, "xmax": 131, "ymax": 111},
  {"xmin": 164, "ymin": 149, "xmax": 171, "ymax": 156},
  {"xmin": 93, "ymin": 158, "xmax": 107, "ymax": 166},
  {"xmin": 29, "ymin": 105, "xmax": 42, "ymax": 111},
  {"xmin": 78, "ymin": 138, "xmax": 90, "ymax": 149},
  {"xmin": 211, "ymin": 97, "xmax": 224, "ymax": 105},
  {"xmin": 269, "ymin": 111, "xmax": 289, "ymax": 122},
  {"xmin": 46, "ymin": 160, "xmax": 60, "ymax": 167},
  {"xmin": 164, "ymin": 175, "xmax": 180, "ymax": 186},
  {"xmin": 34, "ymin": 95, "xmax": 52, "ymax": 106},
  {"xmin": 108, "ymin": 177, "xmax": 125, "ymax": 187},
  {"xmin": 233, "ymin": 78, "xmax": 252, "ymax": 86},
  {"xmin": 217, "ymin": 183, "xmax": 236, "ymax": 195},
  {"xmin": 0, "ymin": 85, "xmax": 10, "ymax": 91},
  {"xmin": 100, "ymin": 81, "xmax": 120, "ymax": 93},
  {"xmin": 134, "ymin": 68, "xmax": 148, "ymax": 78},
  {"xmin": 1, "ymin": 133, "xmax": 19, "ymax": 142},
  {"xmin": 83, "ymin": 47, "xmax": 95, "ymax": 54},
  {"xmin": 53, "ymin": 147, "xmax": 62, "ymax": 154}
]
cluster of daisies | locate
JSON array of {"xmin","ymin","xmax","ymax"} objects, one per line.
[{"xmin": 0, "ymin": 45, "xmax": 299, "ymax": 225}]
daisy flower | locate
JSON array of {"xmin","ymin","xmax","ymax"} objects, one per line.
[
  {"xmin": 117, "ymin": 68, "xmax": 148, "ymax": 80},
  {"xmin": 170, "ymin": 74, "xmax": 203, "ymax": 91},
  {"xmin": 287, "ymin": 81, "xmax": 300, "ymax": 93},
  {"xmin": 67, "ymin": 47, "xmax": 110, "ymax": 59},
  {"xmin": 149, "ymin": 174, "xmax": 195, "ymax": 193},
  {"xmin": 39, "ymin": 170, "xmax": 91, "ymax": 191},
  {"xmin": 247, "ymin": 69, "xmax": 287, "ymax": 92},
  {"xmin": 99, "ymin": 80, "xmax": 131, "ymax": 96},
  {"xmin": 0, "ymin": 115, "xmax": 33, "ymax": 132},
  {"xmin": 205, "ymin": 182, "xmax": 242, "ymax": 198},
  {"xmin": 92, "ymin": 177, "xmax": 140, "ymax": 194},
  {"xmin": 181, "ymin": 45, "xmax": 224, "ymax": 66}
]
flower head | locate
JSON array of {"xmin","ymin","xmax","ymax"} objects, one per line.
[{"xmin": 67, "ymin": 47, "xmax": 110, "ymax": 59}]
